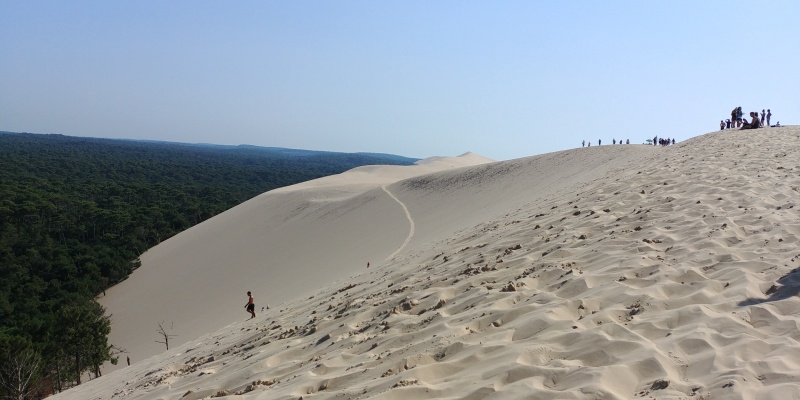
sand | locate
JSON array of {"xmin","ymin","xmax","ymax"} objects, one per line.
[{"xmin": 53, "ymin": 127, "xmax": 800, "ymax": 399}]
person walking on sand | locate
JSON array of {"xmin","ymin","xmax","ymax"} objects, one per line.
[{"xmin": 245, "ymin": 291, "xmax": 255, "ymax": 319}]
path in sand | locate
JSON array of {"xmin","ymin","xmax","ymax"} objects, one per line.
[{"xmin": 382, "ymin": 184, "xmax": 415, "ymax": 261}]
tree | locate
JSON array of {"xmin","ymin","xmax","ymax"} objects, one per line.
[
  {"xmin": 53, "ymin": 302, "xmax": 114, "ymax": 385},
  {"xmin": 155, "ymin": 321, "xmax": 176, "ymax": 351},
  {"xmin": 0, "ymin": 334, "xmax": 42, "ymax": 400}
]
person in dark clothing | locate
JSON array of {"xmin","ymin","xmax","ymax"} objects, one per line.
[
  {"xmin": 740, "ymin": 112, "xmax": 760, "ymax": 130},
  {"xmin": 245, "ymin": 291, "xmax": 255, "ymax": 319},
  {"xmin": 736, "ymin": 107, "xmax": 744, "ymax": 127}
]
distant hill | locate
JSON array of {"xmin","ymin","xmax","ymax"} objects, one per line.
[{"xmin": 0, "ymin": 131, "xmax": 419, "ymax": 162}]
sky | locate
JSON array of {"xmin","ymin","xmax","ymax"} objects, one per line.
[{"xmin": 1, "ymin": 1, "xmax": 798, "ymax": 161}]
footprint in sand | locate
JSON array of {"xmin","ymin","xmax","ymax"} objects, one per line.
[{"xmin": 382, "ymin": 185, "xmax": 415, "ymax": 261}]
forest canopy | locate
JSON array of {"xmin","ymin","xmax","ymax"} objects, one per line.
[{"xmin": 0, "ymin": 131, "xmax": 416, "ymax": 396}]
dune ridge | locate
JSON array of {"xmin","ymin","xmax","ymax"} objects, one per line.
[{"xmin": 56, "ymin": 127, "xmax": 800, "ymax": 399}]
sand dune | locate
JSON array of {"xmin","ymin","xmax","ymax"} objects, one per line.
[
  {"xmin": 97, "ymin": 152, "xmax": 495, "ymax": 374},
  {"xmin": 56, "ymin": 127, "xmax": 800, "ymax": 399}
]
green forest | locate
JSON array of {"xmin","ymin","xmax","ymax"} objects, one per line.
[{"xmin": 0, "ymin": 131, "xmax": 416, "ymax": 397}]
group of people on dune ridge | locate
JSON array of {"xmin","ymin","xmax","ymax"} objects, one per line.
[{"xmin": 721, "ymin": 107, "xmax": 779, "ymax": 130}]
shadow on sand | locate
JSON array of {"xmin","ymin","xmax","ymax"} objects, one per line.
[{"xmin": 739, "ymin": 267, "xmax": 800, "ymax": 306}]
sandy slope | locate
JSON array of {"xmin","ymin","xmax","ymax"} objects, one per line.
[
  {"xmin": 97, "ymin": 152, "xmax": 494, "ymax": 374},
  {"xmin": 56, "ymin": 127, "xmax": 800, "ymax": 399}
]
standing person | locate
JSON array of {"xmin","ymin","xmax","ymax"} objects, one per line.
[
  {"xmin": 598, "ymin": 139, "xmax": 601, "ymax": 146},
  {"xmin": 720, "ymin": 120, "xmax": 725, "ymax": 130},
  {"xmin": 737, "ymin": 107, "xmax": 744, "ymax": 127},
  {"xmin": 731, "ymin": 107, "xmax": 738, "ymax": 128},
  {"xmin": 244, "ymin": 291, "xmax": 255, "ymax": 319},
  {"xmin": 767, "ymin": 109, "xmax": 771, "ymax": 127},
  {"xmin": 726, "ymin": 119, "xmax": 731, "ymax": 129},
  {"xmin": 582, "ymin": 140, "xmax": 585, "ymax": 147},
  {"xmin": 761, "ymin": 109, "xmax": 766, "ymax": 127}
]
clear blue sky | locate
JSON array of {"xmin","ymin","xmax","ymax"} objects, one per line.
[{"xmin": 1, "ymin": 1, "xmax": 798, "ymax": 160}]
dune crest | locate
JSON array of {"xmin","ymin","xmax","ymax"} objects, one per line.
[{"xmin": 58, "ymin": 127, "xmax": 800, "ymax": 399}]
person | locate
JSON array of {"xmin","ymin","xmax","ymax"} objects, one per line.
[
  {"xmin": 245, "ymin": 291, "xmax": 255, "ymax": 319},
  {"xmin": 726, "ymin": 119, "xmax": 731, "ymax": 129},
  {"xmin": 613, "ymin": 138, "xmax": 616, "ymax": 144},
  {"xmin": 741, "ymin": 113, "xmax": 752, "ymax": 129},
  {"xmin": 582, "ymin": 140, "xmax": 585, "ymax": 147},
  {"xmin": 767, "ymin": 109, "xmax": 771, "ymax": 127},
  {"xmin": 740, "ymin": 112, "xmax": 760, "ymax": 130},
  {"xmin": 626, "ymin": 139, "xmax": 629, "ymax": 144},
  {"xmin": 720, "ymin": 120, "xmax": 725, "ymax": 130},
  {"xmin": 598, "ymin": 139, "xmax": 601, "ymax": 145},
  {"xmin": 731, "ymin": 107, "xmax": 738, "ymax": 128},
  {"xmin": 737, "ymin": 107, "xmax": 744, "ymax": 127},
  {"xmin": 761, "ymin": 109, "xmax": 766, "ymax": 127}
]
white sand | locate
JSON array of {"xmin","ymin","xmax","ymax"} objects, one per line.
[{"xmin": 54, "ymin": 127, "xmax": 800, "ymax": 399}]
